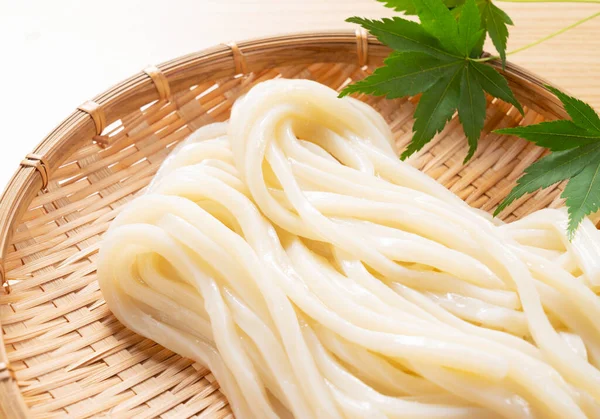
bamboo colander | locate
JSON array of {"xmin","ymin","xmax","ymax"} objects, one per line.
[{"xmin": 0, "ymin": 30, "xmax": 576, "ymax": 418}]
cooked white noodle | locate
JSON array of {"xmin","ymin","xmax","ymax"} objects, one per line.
[{"xmin": 98, "ymin": 79, "xmax": 600, "ymax": 418}]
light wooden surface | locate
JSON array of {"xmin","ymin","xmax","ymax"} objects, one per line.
[{"xmin": 0, "ymin": 0, "xmax": 598, "ymax": 189}]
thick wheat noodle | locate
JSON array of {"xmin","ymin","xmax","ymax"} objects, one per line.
[{"xmin": 98, "ymin": 79, "xmax": 600, "ymax": 418}]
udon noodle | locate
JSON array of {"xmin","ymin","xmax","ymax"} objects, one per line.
[{"xmin": 98, "ymin": 79, "xmax": 600, "ymax": 418}]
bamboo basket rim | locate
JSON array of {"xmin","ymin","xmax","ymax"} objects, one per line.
[{"xmin": 0, "ymin": 30, "xmax": 569, "ymax": 418}]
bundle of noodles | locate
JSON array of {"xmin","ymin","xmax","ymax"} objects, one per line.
[{"xmin": 98, "ymin": 79, "xmax": 600, "ymax": 418}]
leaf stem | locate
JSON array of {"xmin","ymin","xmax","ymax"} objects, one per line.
[
  {"xmin": 470, "ymin": 55, "xmax": 498, "ymax": 62},
  {"xmin": 508, "ymin": 11, "xmax": 600, "ymax": 55},
  {"xmin": 470, "ymin": 10, "xmax": 600, "ymax": 62}
]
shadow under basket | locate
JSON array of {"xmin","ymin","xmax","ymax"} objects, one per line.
[{"xmin": 0, "ymin": 30, "xmax": 579, "ymax": 418}]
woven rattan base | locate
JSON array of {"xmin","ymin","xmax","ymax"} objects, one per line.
[{"xmin": 0, "ymin": 31, "xmax": 575, "ymax": 418}]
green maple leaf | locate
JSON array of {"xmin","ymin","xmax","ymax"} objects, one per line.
[
  {"xmin": 563, "ymin": 160, "xmax": 600, "ymax": 236},
  {"xmin": 344, "ymin": 17, "xmax": 457, "ymax": 60},
  {"xmin": 377, "ymin": 0, "xmax": 420, "ymax": 14},
  {"xmin": 493, "ymin": 120, "xmax": 598, "ymax": 151},
  {"xmin": 378, "ymin": 0, "xmax": 467, "ymax": 15},
  {"xmin": 342, "ymin": 0, "xmax": 522, "ymax": 161},
  {"xmin": 457, "ymin": 0, "xmax": 484, "ymax": 56},
  {"xmin": 481, "ymin": 1, "xmax": 512, "ymax": 67},
  {"xmin": 545, "ymin": 86, "xmax": 600, "ymax": 133},
  {"xmin": 495, "ymin": 86, "xmax": 600, "ymax": 237},
  {"xmin": 379, "ymin": 0, "xmax": 513, "ymax": 66},
  {"xmin": 403, "ymin": 65, "xmax": 463, "ymax": 158},
  {"xmin": 468, "ymin": 61, "xmax": 522, "ymax": 113},
  {"xmin": 340, "ymin": 52, "xmax": 461, "ymax": 98},
  {"xmin": 412, "ymin": 0, "xmax": 462, "ymax": 55},
  {"xmin": 458, "ymin": 64, "xmax": 486, "ymax": 162}
]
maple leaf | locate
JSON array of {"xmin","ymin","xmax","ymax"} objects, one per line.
[
  {"xmin": 377, "ymin": 0, "xmax": 461, "ymax": 15},
  {"xmin": 379, "ymin": 0, "xmax": 513, "ymax": 66},
  {"xmin": 342, "ymin": 0, "xmax": 522, "ymax": 161},
  {"xmin": 495, "ymin": 86, "xmax": 600, "ymax": 236}
]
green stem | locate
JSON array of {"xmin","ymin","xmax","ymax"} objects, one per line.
[
  {"xmin": 471, "ymin": 10, "xmax": 600, "ymax": 62},
  {"xmin": 508, "ymin": 11, "xmax": 600, "ymax": 55},
  {"xmin": 471, "ymin": 55, "xmax": 498, "ymax": 62}
]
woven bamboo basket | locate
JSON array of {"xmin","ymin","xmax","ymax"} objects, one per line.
[{"xmin": 0, "ymin": 30, "xmax": 577, "ymax": 418}]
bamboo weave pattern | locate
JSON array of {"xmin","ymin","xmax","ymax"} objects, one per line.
[{"xmin": 0, "ymin": 47, "xmax": 576, "ymax": 418}]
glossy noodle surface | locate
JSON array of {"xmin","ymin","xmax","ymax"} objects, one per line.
[{"xmin": 98, "ymin": 79, "xmax": 600, "ymax": 419}]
